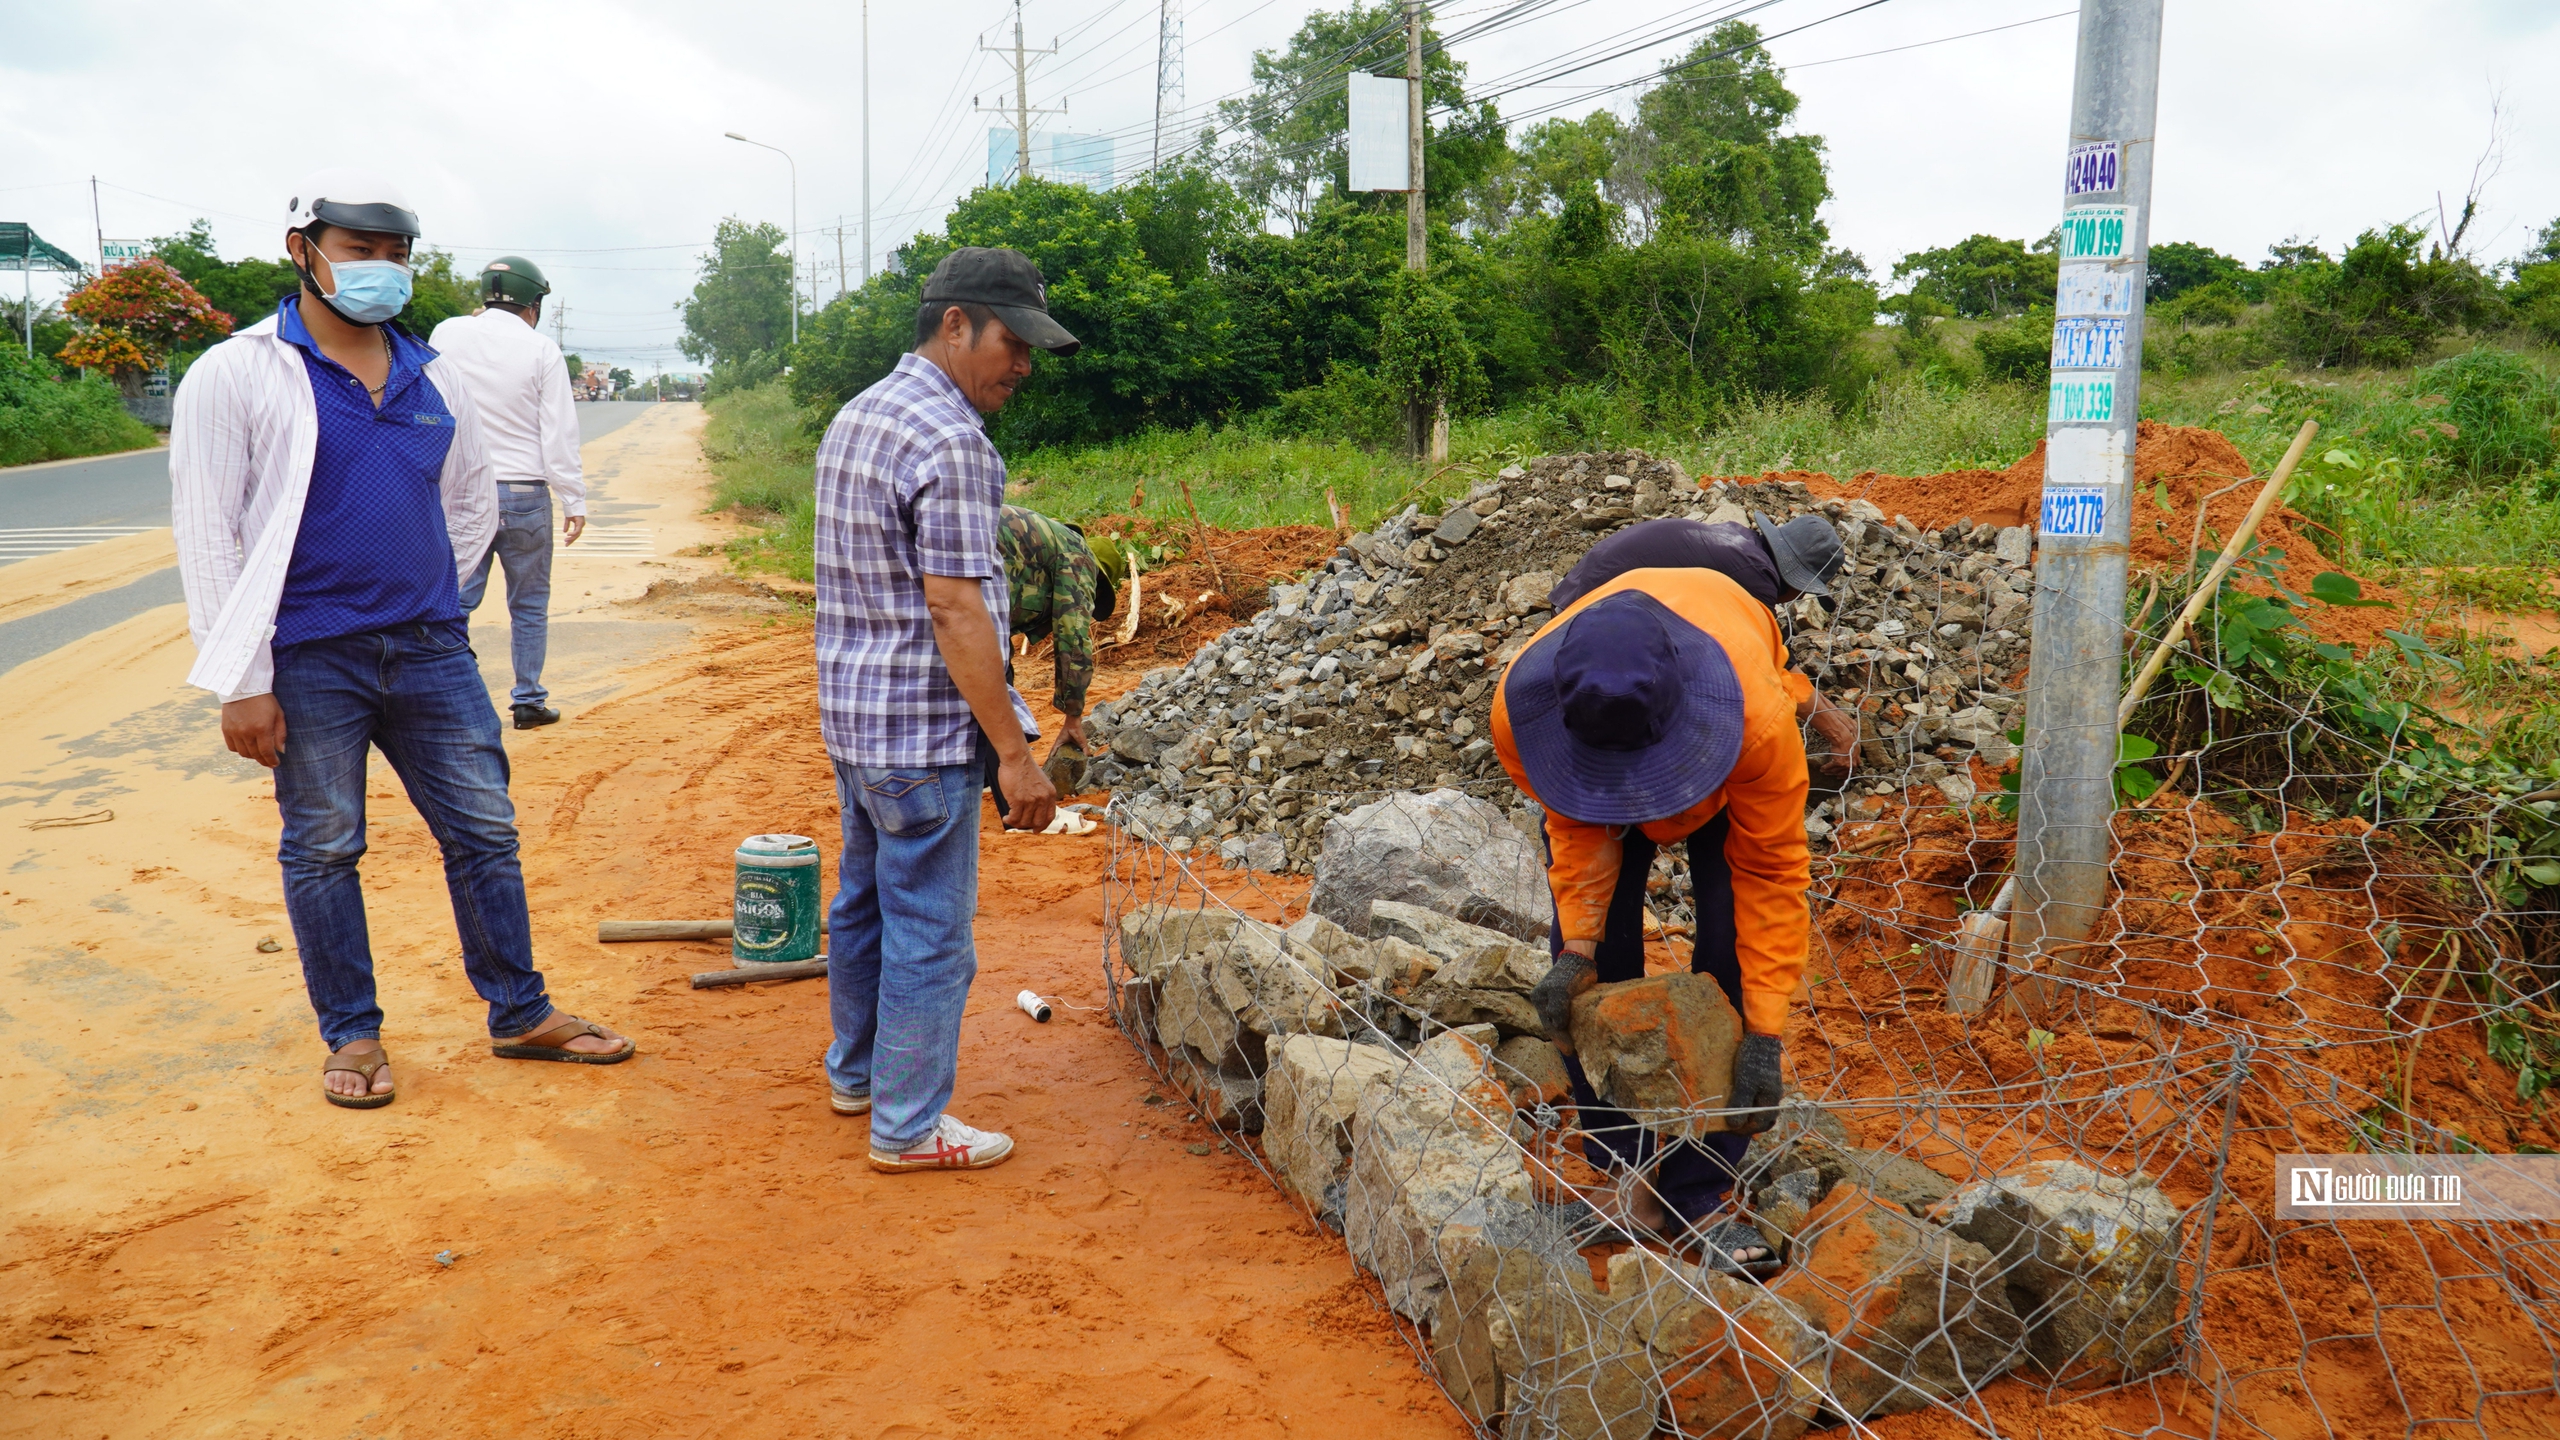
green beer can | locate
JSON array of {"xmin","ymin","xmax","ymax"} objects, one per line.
[{"xmin": 733, "ymin": 833, "xmax": 822, "ymax": 963}]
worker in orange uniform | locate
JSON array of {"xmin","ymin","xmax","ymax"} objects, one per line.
[{"xmin": 1493, "ymin": 566, "xmax": 1807, "ymax": 1275}]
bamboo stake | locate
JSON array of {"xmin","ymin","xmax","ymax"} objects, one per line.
[
  {"xmin": 1176, "ymin": 475, "xmax": 1227, "ymax": 600},
  {"xmin": 2118, "ymin": 420, "xmax": 2321, "ymax": 727}
]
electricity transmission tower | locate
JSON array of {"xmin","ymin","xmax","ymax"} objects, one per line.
[
  {"xmin": 978, "ymin": 1, "xmax": 1061, "ymax": 185},
  {"xmin": 1153, "ymin": 0, "xmax": 1185, "ymax": 170}
]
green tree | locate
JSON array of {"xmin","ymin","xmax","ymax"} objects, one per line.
[
  {"xmin": 400, "ymin": 249, "xmax": 480, "ymax": 334},
  {"xmin": 1892, "ymin": 234, "xmax": 2058, "ymax": 318},
  {"xmin": 2264, "ymin": 224, "xmax": 2493, "ymax": 368},
  {"xmin": 609, "ymin": 366, "xmax": 635, "ymax": 393},
  {"xmin": 152, "ymin": 220, "xmax": 295, "ymax": 334},
  {"xmin": 1217, "ymin": 3, "xmax": 1474, "ymax": 232},
  {"xmin": 1621, "ymin": 22, "xmax": 1829, "ymax": 258},
  {"xmin": 1377, "ymin": 269, "xmax": 1481, "ymax": 418},
  {"xmin": 565, "ymin": 352, "xmax": 584, "ymax": 384},
  {"xmin": 681, "ymin": 218, "xmax": 794, "ymax": 370},
  {"xmin": 2147, "ymin": 240, "xmax": 2246, "ymax": 303}
]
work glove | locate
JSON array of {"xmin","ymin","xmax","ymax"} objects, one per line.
[
  {"xmin": 1728, "ymin": 1033, "xmax": 1785, "ymax": 1134},
  {"xmin": 1530, "ymin": 952, "xmax": 1596, "ymax": 1054}
]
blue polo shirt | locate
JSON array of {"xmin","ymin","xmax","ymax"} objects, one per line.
[{"xmin": 270, "ymin": 296, "xmax": 466, "ymax": 649}]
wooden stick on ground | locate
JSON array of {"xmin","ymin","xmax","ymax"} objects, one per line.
[
  {"xmin": 690, "ymin": 958, "xmax": 828, "ymax": 989},
  {"xmin": 600, "ymin": 919, "xmax": 733, "ymax": 942},
  {"xmin": 1176, "ymin": 476, "xmax": 1227, "ymax": 599},
  {"xmin": 2118, "ymin": 420, "xmax": 2321, "ymax": 727}
]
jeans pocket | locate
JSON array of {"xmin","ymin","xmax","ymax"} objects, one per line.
[
  {"xmin": 857, "ymin": 768, "xmax": 950, "ymax": 838},
  {"xmin": 417, "ymin": 618, "xmax": 474, "ymax": 656}
]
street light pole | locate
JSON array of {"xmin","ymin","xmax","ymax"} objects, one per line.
[
  {"xmin": 863, "ymin": 0, "xmax": 873, "ymax": 285},
  {"xmin": 724, "ymin": 130, "xmax": 799, "ymax": 347}
]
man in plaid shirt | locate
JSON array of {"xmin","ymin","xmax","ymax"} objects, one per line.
[{"xmin": 813, "ymin": 247, "xmax": 1079, "ymax": 1174}]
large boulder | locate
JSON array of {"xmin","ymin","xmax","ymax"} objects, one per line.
[
  {"xmin": 1263, "ymin": 1034, "xmax": 1404, "ymax": 1224},
  {"xmin": 1165, "ymin": 1044, "xmax": 1264, "ymax": 1132},
  {"xmin": 1939, "ymin": 1160, "xmax": 2185, "ymax": 1385},
  {"xmin": 1368, "ymin": 900, "xmax": 1522, "ymax": 962},
  {"xmin": 1492, "ymin": 1036, "xmax": 1572, "ymax": 1109},
  {"xmin": 1414, "ymin": 936, "xmax": 1551, "ymax": 1036},
  {"xmin": 1205, "ymin": 918, "xmax": 1345, "ymax": 1043},
  {"xmin": 1613, "ymin": 1247, "xmax": 1825, "ymax": 1440},
  {"xmin": 1344, "ymin": 1026, "xmax": 1531, "ymax": 1322},
  {"xmin": 1157, "ymin": 955, "xmax": 1258, "ymax": 1074},
  {"xmin": 1569, "ymin": 974, "xmax": 1746, "ymax": 1142},
  {"xmin": 1309, "ymin": 789, "xmax": 1549, "ymax": 942},
  {"xmin": 1425, "ymin": 1203, "xmax": 1588, "ymax": 1426},
  {"xmin": 1507, "ymin": 1249, "xmax": 1658, "ymax": 1439},
  {"xmin": 1768, "ymin": 1184, "xmax": 2023, "ymax": 1420}
]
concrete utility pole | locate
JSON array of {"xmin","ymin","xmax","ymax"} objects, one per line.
[
  {"xmin": 1403, "ymin": 3, "xmax": 1426, "ymax": 274},
  {"xmin": 554, "ymin": 300, "xmax": 569, "ymax": 355},
  {"xmin": 2010, "ymin": 0, "xmax": 2163, "ymax": 1018},
  {"xmin": 979, "ymin": 4, "xmax": 1061, "ymax": 185},
  {"xmin": 1402, "ymin": 2, "xmax": 1438, "ymax": 459},
  {"xmin": 90, "ymin": 176, "xmax": 104, "ymax": 274},
  {"xmin": 834, "ymin": 217, "xmax": 847, "ymax": 301}
]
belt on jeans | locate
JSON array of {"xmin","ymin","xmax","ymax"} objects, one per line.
[{"xmin": 499, "ymin": 481, "xmax": 549, "ymax": 488}]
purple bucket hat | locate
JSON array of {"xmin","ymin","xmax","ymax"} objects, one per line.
[{"xmin": 1501, "ymin": 592, "xmax": 1746, "ymax": 825}]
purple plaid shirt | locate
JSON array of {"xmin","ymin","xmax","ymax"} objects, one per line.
[{"xmin": 814, "ymin": 354, "xmax": 1037, "ymax": 767}]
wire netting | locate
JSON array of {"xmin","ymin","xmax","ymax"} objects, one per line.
[{"xmin": 1090, "ymin": 532, "xmax": 2560, "ymax": 1437}]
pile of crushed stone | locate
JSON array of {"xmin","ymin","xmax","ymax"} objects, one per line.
[{"xmin": 1089, "ymin": 450, "xmax": 2043, "ymax": 875}]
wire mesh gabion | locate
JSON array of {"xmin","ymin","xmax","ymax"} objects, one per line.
[{"xmin": 1085, "ymin": 465, "xmax": 2560, "ymax": 1437}]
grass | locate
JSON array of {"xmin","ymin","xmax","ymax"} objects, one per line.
[{"xmin": 700, "ymin": 339, "xmax": 2560, "ymax": 602}]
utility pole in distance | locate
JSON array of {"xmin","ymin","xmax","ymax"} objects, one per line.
[
  {"xmin": 1402, "ymin": 1, "xmax": 1431, "ymax": 459},
  {"xmin": 978, "ymin": 2, "xmax": 1061, "ymax": 185},
  {"xmin": 2009, "ymin": 0, "xmax": 2163, "ymax": 1020},
  {"xmin": 862, "ymin": 0, "xmax": 873, "ymax": 283},
  {"xmin": 1153, "ymin": 0, "xmax": 1185, "ymax": 170}
]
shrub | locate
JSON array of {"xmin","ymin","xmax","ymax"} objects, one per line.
[
  {"xmin": 0, "ymin": 343, "xmax": 157, "ymax": 465},
  {"xmin": 1971, "ymin": 306, "xmax": 2052, "ymax": 385}
]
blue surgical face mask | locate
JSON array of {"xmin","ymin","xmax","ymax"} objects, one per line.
[{"xmin": 317, "ymin": 258, "xmax": 413, "ymax": 325}]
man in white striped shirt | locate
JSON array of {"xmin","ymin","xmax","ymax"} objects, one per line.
[{"xmin": 172, "ymin": 169, "xmax": 632, "ymax": 1109}]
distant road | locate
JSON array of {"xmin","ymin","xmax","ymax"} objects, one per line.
[{"xmin": 0, "ymin": 401, "xmax": 660, "ymax": 559}]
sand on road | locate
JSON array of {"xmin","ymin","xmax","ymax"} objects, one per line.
[{"xmin": 0, "ymin": 404, "xmax": 1459, "ymax": 1440}]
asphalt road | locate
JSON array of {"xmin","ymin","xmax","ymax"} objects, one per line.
[
  {"xmin": 0, "ymin": 400, "xmax": 659, "ymax": 544},
  {"xmin": 0, "ymin": 401, "xmax": 664, "ymax": 676}
]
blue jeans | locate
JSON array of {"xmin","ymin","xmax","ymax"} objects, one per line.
[
  {"xmin": 824, "ymin": 759, "xmax": 982, "ymax": 1150},
  {"xmin": 270, "ymin": 619, "xmax": 552, "ymax": 1049},
  {"xmin": 458, "ymin": 484, "xmax": 554, "ymax": 707}
]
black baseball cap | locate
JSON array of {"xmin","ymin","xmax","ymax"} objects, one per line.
[{"xmin": 922, "ymin": 247, "xmax": 1081, "ymax": 356}]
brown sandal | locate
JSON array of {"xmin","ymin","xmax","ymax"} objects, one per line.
[
  {"xmin": 323, "ymin": 1040, "xmax": 395, "ymax": 1109},
  {"xmin": 491, "ymin": 1013, "xmax": 634, "ymax": 1065}
]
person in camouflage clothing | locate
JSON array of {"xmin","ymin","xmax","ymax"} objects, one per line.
[{"xmin": 987, "ymin": 505, "xmax": 1114, "ymax": 816}]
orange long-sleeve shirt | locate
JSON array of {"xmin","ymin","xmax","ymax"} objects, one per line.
[{"xmin": 1492, "ymin": 567, "xmax": 1811, "ymax": 1035}]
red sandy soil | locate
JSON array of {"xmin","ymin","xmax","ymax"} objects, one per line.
[
  {"xmin": 1806, "ymin": 792, "xmax": 2560, "ymax": 1439},
  {"xmin": 1723, "ymin": 422, "xmax": 2407, "ymax": 649},
  {"xmin": 2, "ymin": 606, "xmax": 1461, "ymax": 1437}
]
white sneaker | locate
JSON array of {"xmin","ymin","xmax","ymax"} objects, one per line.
[{"xmin": 868, "ymin": 1113, "xmax": 1014, "ymax": 1173}]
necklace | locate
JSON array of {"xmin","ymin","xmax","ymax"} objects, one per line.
[{"xmin": 364, "ymin": 329, "xmax": 391, "ymax": 402}]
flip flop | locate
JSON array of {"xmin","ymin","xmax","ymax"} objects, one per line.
[
  {"xmin": 1686, "ymin": 1218, "xmax": 1786, "ymax": 1281},
  {"xmin": 491, "ymin": 1013, "xmax": 635, "ymax": 1064},
  {"xmin": 323, "ymin": 1040, "xmax": 395, "ymax": 1109}
]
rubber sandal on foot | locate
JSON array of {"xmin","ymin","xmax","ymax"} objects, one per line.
[
  {"xmin": 491, "ymin": 1013, "xmax": 634, "ymax": 1064},
  {"xmin": 323, "ymin": 1041, "xmax": 395, "ymax": 1109}
]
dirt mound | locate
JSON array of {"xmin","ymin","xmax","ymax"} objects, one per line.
[{"xmin": 1748, "ymin": 422, "xmax": 2402, "ymax": 647}]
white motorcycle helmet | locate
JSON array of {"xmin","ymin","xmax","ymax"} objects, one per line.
[{"xmin": 285, "ymin": 168, "xmax": 421, "ymax": 240}]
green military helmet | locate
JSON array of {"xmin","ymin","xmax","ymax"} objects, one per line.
[{"xmin": 479, "ymin": 255, "xmax": 552, "ymax": 308}]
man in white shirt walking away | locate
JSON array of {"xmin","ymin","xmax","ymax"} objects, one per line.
[{"xmin": 430, "ymin": 256, "xmax": 584, "ymax": 729}]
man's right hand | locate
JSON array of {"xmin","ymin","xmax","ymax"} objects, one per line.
[
  {"xmin": 1530, "ymin": 948, "xmax": 1599, "ymax": 1056},
  {"xmin": 221, "ymin": 696, "xmax": 287, "ymax": 768},
  {"xmin": 996, "ymin": 748, "xmax": 1060, "ymax": 833}
]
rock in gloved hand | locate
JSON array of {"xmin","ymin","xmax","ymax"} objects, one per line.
[
  {"xmin": 1729, "ymin": 1032, "xmax": 1785, "ymax": 1132},
  {"xmin": 1529, "ymin": 953, "xmax": 1595, "ymax": 1054}
]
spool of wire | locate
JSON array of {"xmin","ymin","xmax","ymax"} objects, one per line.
[{"xmin": 1016, "ymin": 989, "xmax": 1053, "ymax": 1023}]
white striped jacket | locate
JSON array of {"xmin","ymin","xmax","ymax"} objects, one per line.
[{"xmin": 170, "ymin": 312, "xmax": 497, "ymax": 702}]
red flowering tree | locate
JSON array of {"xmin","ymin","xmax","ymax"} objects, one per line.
[{"xmin": 58, "ymin": 258, "xmax": 233, "ymax": 393}]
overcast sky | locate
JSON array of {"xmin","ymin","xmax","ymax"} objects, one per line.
[{"xmin": 5, "ymin": 0, "xmax": 2553, "ymax": 373}]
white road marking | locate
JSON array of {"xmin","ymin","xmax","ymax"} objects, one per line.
[
  {"xmin": 568, "ymin": 526, "xmax": 655, "ymax": 557},
  {"xmin": 0, "ymin": 527, "xmax": 160, "ymax": 559}
]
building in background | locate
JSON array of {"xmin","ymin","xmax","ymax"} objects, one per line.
[{"xmin": 984, "ymin": 130, "xmax": 1116, "ymax": 189}]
